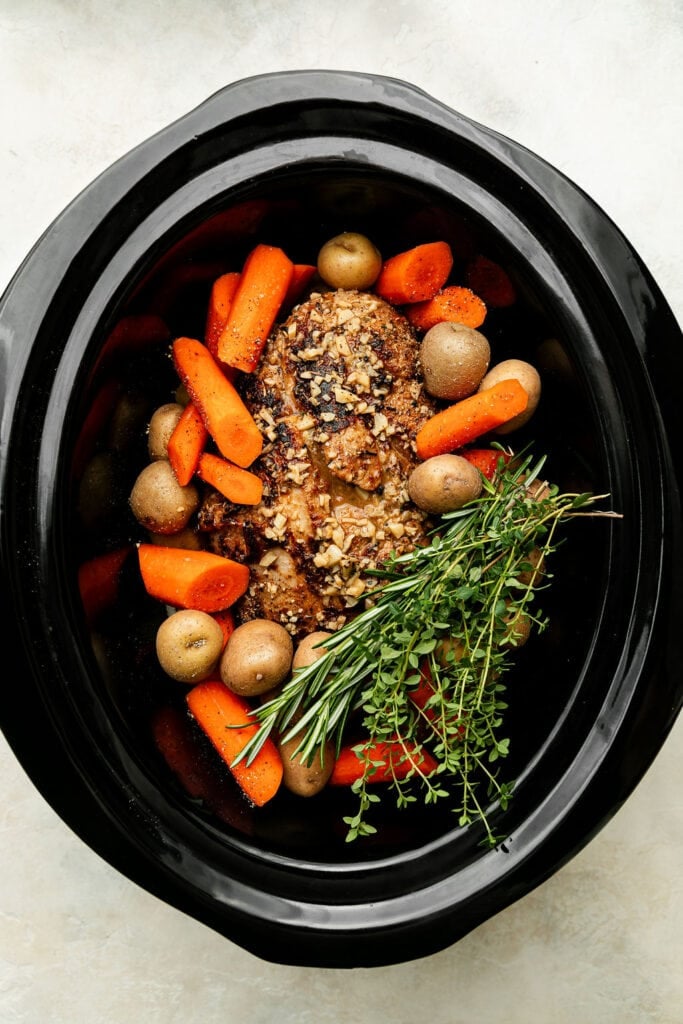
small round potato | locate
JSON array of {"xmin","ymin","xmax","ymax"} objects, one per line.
[
  {"xmin": 78, "ymin": 451, "xmax": 117, "ymax": 530},
  {"xmin": 317, "ymin": 232, "xmax": 382, "ymax": 290},
  {"xmin": 108, "ymin": 391, "xmax": 150, "ymax": 453},
  {"xmin": 279, "ymin": 733, "xmax": 336, "ymax": 798},
  {"xmin": 502, "ymin": 604, "xmax": 532, "ymax": 648},
  {"xmin": 517, "ymin": 546, "xmax": 546, "ymax": 587},
  {"xmin": 478, "ymin": 358, "xmax": 541, "ymax": 433},
  {"xmin": 147, "ymin": 402, "xmax": 184, "ymax": 460},
  {"xmin": 435, "ymin": 637, "xmax": 466, "ymax": 669},
  {"xmin": 408, "ymin": 454, "xmax": 483, "ymax": 515},
  {"xmin": 220, "ymin": 618, "xmax": 294, "ymax": 697},
  {"xmin": 419, "ymin": 322, "xmax": 491, "ymax": 400},
  {"xmin": 156, "ymin": 609, "xmax": 224, "ymax": 683},
  {"xmin": 147, "ymin": 525, "xmax": 203, "ymax": 551},
  {"xmin": 129, "ymin": 459, "xmax": 199, "ymax": 534},
  {"xmin": 292, "ymin": 630, "xmax": 332, "ymax": 671}
]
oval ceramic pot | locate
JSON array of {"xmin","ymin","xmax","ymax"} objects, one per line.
[{"xmin": 0, "ymin": 70, "xmax": 681, "ymax": 968}]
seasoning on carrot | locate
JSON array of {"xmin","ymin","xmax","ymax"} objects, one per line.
[
  {"xmin": 329, "ymin": 739, "xmax": 438, "ymax": 786},
  {"xmin": 406, "ymin": 285, "xmax": 487, "ymax": 332},
  {"xmin": 216, "ymin": 243, "xmax": 294, "ymax": 372},
  {"xmin": 167, "ymin": 402, "xmax": 209, "ymax": 486},
  {"xmin": 465, "ymin": 255, "xmax": 516, "ymax": 308},
  {"xmin": 186, "ymin": 679, "xmax": 283, "ymax": 806},
  {"xmin": 137, "ymin": 543, "xmax": 250, "ymax": 613},
  {"xmin": 172, "ymin": 336, "xmax": 263, "ymax": 468},
  {"xmin": 205, "ymin": 271, "xmax": 241, "ymax": 358},
  {"xmin": 460, "ymin": 447, "xmax": 512, "ymax": 480},
  {"xmin": 374, "ymin": 241, "xmax": 453, "ymax": 305},
  {"xmin": 196, "ymin": 451, "xmax": 263, "ymax": 506},
  {"xmin": 415, "ymin": 379, "xmax": 529, "ymax": 460},
  {"xmin": 78, "ymin": 546, "xmax": 132, "ymax": 625}
]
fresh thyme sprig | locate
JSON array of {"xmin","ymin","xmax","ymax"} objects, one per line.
[{"xmin": 234, "ymin": 448, "xmax": 618, "ymax": 843}]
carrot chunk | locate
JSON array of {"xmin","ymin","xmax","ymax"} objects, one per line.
[
  {"xmin": 137, "ymin": 544, "xmax": 250, "ymax": 612},
  {"xmin": 329, "ymin": 739, "xmax": 438, "ymax": 786},
  {"xmin": 78, "ymin": 546, "xmax": 132, "ymax": 624},
  {"xmin": 374, "ymin": 241, "xmax": 453, "ymax": 305},
  {"xmin": 171, "ymin": 336, "xmax": 263, "ymax": 468},
  {"xmin": 465, "ymin": 255, "xmax": 516, "ymax": 308},
  {"xmin": 460, "ymin": 447, "xmax": 513, "ymax": 480},
  {"xmin": 186, "ymin": 680, "xmax": 283, "ymax": 806},
  {"xmin": 282, "ymin": 263, "xmax": 317, "ymax": 310},
  {"xmin": 406, "ymin": 285, "xmax": 487, "ymax": 332},
  {"xmin": 415, "ymin": 379, "xmax": 529, "ymax": 460},
  {"xmin": 196, "ymin": 451, "xmax": 263, "ymax": 506},
  {"xmin": 205, "ymin": 271, "xmax": 241, "ymax": 358},
  {"xmin": 216, "ymin": 244, "xmax": 294, "ymax": 372},
  {"xmin": 167, "ymin": 402, "xmax": 208, "ymax": 486}
]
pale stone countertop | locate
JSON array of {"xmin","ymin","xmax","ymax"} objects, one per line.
[{"xmin": 1, "ymin": 2, "xmax": 681, "ymax": 1022}]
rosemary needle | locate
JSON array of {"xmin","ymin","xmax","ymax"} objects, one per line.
[{"xmin": 234, "ymin": 448, "xmax": 617, "ymax": 843}]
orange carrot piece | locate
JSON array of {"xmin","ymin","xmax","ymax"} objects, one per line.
[
  {"xmin": 211, "ymin": 609, "xmax": 236, "ymax": 650},
  {"xmin": 374, "ymin": 241, "xmax": 453, "ymax": 305},
  {"xmin": 205, "ymin": 272, "xmax": 241, "ymax": 358},
  {"xmin": 172, "ymin": 336, "xmax": 263, "ymax": 468},
  {"xmin": 460, "ymin": 447, "xmax": 512, "ymax": 480},
  {"xmin": 78, "ymin": 546, "xmax": 132, "ymax": 624},
  {"xmin": 406, "ymin": 285, "xmax": 487, "ymax": 332},
  {"xmin": 415, "ymin": 379, "xmax": 528, "ymax": 460},
  {"xmin": 72, "ymin": 377, "xmax": 122, "ymax": 478},
  {"xmin": 465, "ymin": 255, "xmax": 516, "ymax": 308},
  {"xmin": 282, "ymin": 263, "xmax": 317, "ymax": 309},
  {"xmin": 196, "ymin": 451, "xmax": 263, "ymax": 506},
  {"xmin": 167, "ymin": 402, "xmax": 209, "ymax": 486},
  {"xmin": 186, "ymin": 680, "xmax": 283, "ymax": 806},
  {"xmin": 329, "ymin": 739, "xmax": 438, "ymax": 786},
  {"xmin": 216, "ymin": 244, "xmax": 294, "ymax": 372},
  {"xmin": 137, "ymin": 543, "xmax": 250, "ymax": 613}
]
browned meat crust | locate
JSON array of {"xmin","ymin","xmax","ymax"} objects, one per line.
[{"xmin": 198, "ymin": 289, "xmax": 437, "ymax": 637}]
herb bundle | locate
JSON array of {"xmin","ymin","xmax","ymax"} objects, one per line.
[{"xmin": 236, "ymin": 450, "xmax": 615, "ymax": 843}]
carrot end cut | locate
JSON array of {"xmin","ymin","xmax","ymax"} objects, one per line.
[
  {"xmin": 375, "ymin": 241, "xmax": 453, "ymax": 305},
  {"xmin": 186, "ymin": 680, "xmax": 283, "ymax": 806},
  {"xmin": 137, "ymin": 544, "xmax": 250, "ymax": 612},
  {"xmin": 415, "ymin": 379, "xmax": 529, "ymax": 460}
]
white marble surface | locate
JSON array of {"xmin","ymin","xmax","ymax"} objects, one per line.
[{"xmin": 1, "ymin": 2, "xmax": 682, "ymax": 1021}]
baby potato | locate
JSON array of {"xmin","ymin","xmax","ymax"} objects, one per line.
[
  {"xmin": 292, "ymin": 630, "xmax": 332, "ymax": 671},
  {"xmin": 220, "ymin": 618, "xmax": 294, "ymax": 697},
  {"xmin": 517, "ymin": 546, "xmax": 546, "ymax": 587},
  {"xmin": 129, "ymin": 459, "xmax": 199, "ymax": 534},
  {"xmin": 108, "ymin": 391, "xmax": 150, "ymax": 453},
  {"xmin": 147, "ymin": 525, "xmax": 203, "ymax": 551},
  {"xmin": 156, "ymin": 609, "xmax": 224, "ymax": 683},
  {"xmin": 408, "ymin": 454, "xmax": 483, "ymax": 515},
  {"xmin": 501, "ymin": 604, "xmax": 532, "ymax": 648},
  {"xmin": 279, "ymin": 733, "xmax": 336, "ymax": 798},
  {"xmin": 147, "ymin": 402, "xmax": 184, "ymax": 460},
  {"xmin": 419, "ymin": 322, "xmax": 491, "ymax": 400},
  {"xmin": 478, "ymin": 358, "xmax": 541, "ymax": 432},
  {"xmin": 317, "ymin": 231, "xmax": 383, "ymax": 290}
]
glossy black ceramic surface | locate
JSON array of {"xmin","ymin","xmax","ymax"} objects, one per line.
[{"xmin": 1, "ymin": 70, "xmax": 681, "ymax": 968}]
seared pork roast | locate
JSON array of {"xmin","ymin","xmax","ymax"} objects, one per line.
[{"xmin": 198, "ymin": 288, "xmax": 438, "ymax": 638}]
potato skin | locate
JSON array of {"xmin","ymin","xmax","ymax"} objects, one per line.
[
  {"xmin": 317, "ymin": 232, "xmax": 382, "ymax": 290},
  {"xmin": 156, "ymin": 609, "xmax": 224, "ymax": 683},
  {"xmin": 292, "ymin": 630, "xmax": 332, "ymax": 671},
  {"xmin": 278, "ymin": 734, "xmax": 336, "ymax": 797},
  {"xmin": 419, "ymin": 322, "xmax": 491, "ymax": 400},
  {"xmin": 147, "ymin": 402, "xmax": 184, "ymax": 460},
  {"xmin": 129, "ymin": 459, "xmax": 199, "ymax": 534},
  {"xmin": 478, "ymin": 358, "xmax": 541, "ymax": 432},
  {"xmin": 408, "ymin": 454, "xmax": 483, "ymax": 515},
  {"xmin": 220, "ymin": 618, "xmax": 294, "ymax": 696}
]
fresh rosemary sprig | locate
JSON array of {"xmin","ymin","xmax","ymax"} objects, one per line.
[{"xmin": 235, "ymin": 449, "xmax": 617, "ymax": 843}]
